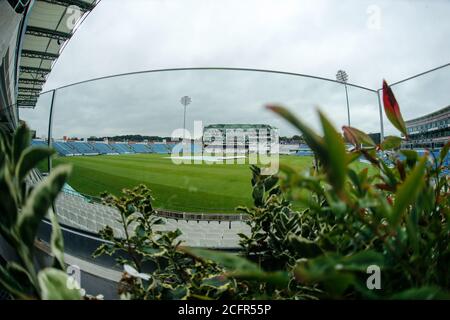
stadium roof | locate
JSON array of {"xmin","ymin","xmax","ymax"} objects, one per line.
[
  {"xmin": 17, "ymin": 0, "xmax": 100, "ymax": 108},
  {"xmin": 204, "ymin": 124, "xmax": 277, "ymax": 130},
  {"xmin": 405, "ymin": 105, "xmax": 450, "ymax": 126}
]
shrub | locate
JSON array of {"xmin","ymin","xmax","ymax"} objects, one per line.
[
  {"xmin": 238, "ymin": 80, "xmax": 449, "ymax": 299},
  {"xmin": 93, "ymin": 184, "xmax": 289, "ymax": 299},
  {"xmin": 0, "ymin": 124, "xmax": 82, "ymax": 299}
]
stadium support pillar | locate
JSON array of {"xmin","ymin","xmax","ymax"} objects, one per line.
[
  {"xmin": 47, "ymin": 89, "xmax": 56, "ymax": 172},
  {"xmin": 377, "ymin": 89, "xmax": 384, "ymax": 142}
]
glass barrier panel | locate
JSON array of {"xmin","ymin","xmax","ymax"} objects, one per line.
[{"xmin": 25, "ymin": 70, "xmax": 380, "ymax": 232}]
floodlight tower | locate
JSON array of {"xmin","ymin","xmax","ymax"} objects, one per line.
[
  {"xmin": 180, "ymin": 96, "xmax": 191, "ymax": 142},
  {"xmin": 336, "ymin": 70, "xmax": 351, "ymax": 127}
]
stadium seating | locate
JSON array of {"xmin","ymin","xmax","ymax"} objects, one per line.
[
  {"xmin": 31, "ymin": 140, "xmax": 78, "ymax": 156},
  {"xmin": 33, "ymin": 138, "xmax": 450, "ymax": 176},
  {"xmin": 31, "ymin": 140, "xmax": 47, "ymax": 147},
  {"xmin": 295, "ymin": 145, "xmax": 314, "ymax": 156},
  {"xmin": 112, "ymin": 143, "xmax": 135, "ymax": 154},
  {"xmin": 53, "ymin": 141, "xmax": 76, "ymax": 156},
  {"xmin": 79, "ymin": 142, "xmax": 99, "ymax": 155},
  {"xmin": 415, "ymin": 149, "xmax": 450, "ymax": 175},
  {"xmin": 55, "ymin": 190, "xmax": 250, "ymax": 248},
  {"xmin": 165, "ymin": 144, "xmax": 175, "ymax": 152},
  {"xmin": 130, "ymin": 143, "xmax": 152, "ymax": 153},
  {"xmin": 66, "ymin": 141, "xmax": 98, "ymax": 155},
  {"xmin": 151, "ymin": 143, "xmax": 202, "ymax": 154},
  {"xmin": 151, "ymin": 144, "xmax": 170, "ymax": 154},
  {"xmin": 93, "ymin": 142, "xmax": 118, "ymax": 154}
]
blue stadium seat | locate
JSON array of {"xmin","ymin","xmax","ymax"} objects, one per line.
[
  {"xmin": 53, "ymin": 141, "xmax": 75, "ymax": 156},
  {"xmin": 151, "ymin": 144, "xmax": 170, "ymax": 154},
  {"xmin": 112, "ymin": 143, "xmax": 135, "ymax": 154},
  {"xmin": 67, "ymin": 141, "xmax": 98, "ymax": 155},
  {"xmin": 130, "ymin": 144, "xmax": 152, "ymax": 153},
  {"xmin": 31, "ymin": 140, "xmax": 47, "ymax": 147},
  {"xmin": 33, "ymin": 140, "xmax": 72, "ymax": 157},
  {"xmin": 165, "ymin": 144, "xmax": 175, "ymax": 152},
  {"xmin": 294, "ymin": 144, "xmax": 312, "ymax": 156},
  {"xmin": 93, "ymin": 142, "xmax": 118, "ymax": 154}
]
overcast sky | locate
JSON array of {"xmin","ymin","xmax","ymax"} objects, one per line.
[{"xmin": 20, "ymin": 0, "xmax": 450, "ymax": 139}]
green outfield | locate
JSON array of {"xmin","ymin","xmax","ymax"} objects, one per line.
[
  {"xmin": 50, "ymin": 154, "xmax": 370, "ymax": 213},
  {"xmin": 49, "ymin": 154, "xmax": 312, "ymax": 213}
]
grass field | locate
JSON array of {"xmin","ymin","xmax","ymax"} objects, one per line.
[
  {"xmin": 48, "ymin": 154, "xmax": 371, "ymax": 213},
  {"xmin": 47, "ymin": 154, "xmax": 312, "ymax": 213}
]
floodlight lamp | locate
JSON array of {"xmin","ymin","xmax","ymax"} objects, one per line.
[
  {"xmin": 336, "ymin": 70, "xmax": 349, "ymax": 83},
  {"xmin": 180, "ymin": 96, "xmax": 192, "ymax": 107}
]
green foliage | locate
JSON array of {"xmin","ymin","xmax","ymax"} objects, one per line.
[
  {"xmin": 380, "ymin": 136, "xmax": 402, "ymax": 151},
  {"xmin": 94, "ymin": 185, "xmax": 234, "ymax": 299},
  {"xmin": 0, "ymin": 124, "xmax": 81, "ymax": 300},
  {"xmin": 252, "ymin": 85, "xmax": 450, "ymax": 298},
  {"xmin": 342, "ymin": 126, "xmax": 376, "ymax": 148},
  {"xmin": 186, "ymin": 248, "xmax": 290, "ymax": 288},
  {"xmin": 94, "ymin": 184, "xmax": 300, "ymax": 299},
  {"xmin": 294, "ymin": 251, "xmax": 384, "ymax": 297},
  {"xmin": 237, "ymin": 166, "xmax": 308, "ymax": 270},
  {"xmin": 38, "ymin": 268, "xmax": 82, "ymax": 300}
]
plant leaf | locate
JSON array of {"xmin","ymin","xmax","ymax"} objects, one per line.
[
  {"xmin": 37, "ymin": 268, "xmax": 82, "ymax": 300},
  {"xmin": 295, "ymin": 251, "xmax": 384, "ymax": 297},
  {"xmin": 252, "ymin": 182, "xmax": 265, "ymax": 207},
  {"xmin": 266, "ymin": 105, "xmax": 327, "ymax": 159},
  {"xmin": 342, "ymin": 126, "xmax": 376, "ymax": 148},
  {"xmin": 288, "ymin": 234, "xmax": 323, "ymax": 258},
  {"xmin": 390, "ymin": 286, "xmax": 450, "ymax": 300},
  {"xmin": 0, "ymin": 264, "xmax": 33, "ymax": 299},
  {"xmin": 382, "ymin": 80, "xmax": 407, "ymax": 137},
  {"xmin": 49, "ymin": 209, "xmax": 66, "ymax": 271},
  {"xmin": 16, "ymin": 147, "xmax": 55, "ymax": 182},
  {"xmin": 16, "ymin": 165, "xmax": 71, "ymax": 249},
  {"xmin": 391, "ymin": 156, "xmax": 427, "ymax": 225},
  {"xmin": 12, "ymin": 124, "xmax": 31, "ymax": 166},
  {"xmin": 380, "ymin": 136, "xmax": 402, "ymax": 150},
  {"xmin": 340, "ymin": 250, "xmax": 385, "ymax": 271},
  {"xmin": 162, "ymin": 285, "xmax": 189, "ymax": 300},
  {"xmin": 185, "ymin": 248, "xmax": 258, "ymax": 272},
  {"xmin": 230, "ymin": 270, "xmax": 290, "ymax": 288},
  {"xmin": 319, "ymin": 111, "xmax": 347, "ymax": 193}
]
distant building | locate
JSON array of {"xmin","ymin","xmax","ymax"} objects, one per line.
[
  {"xmin": 404, "ymin": 105, "xmax": 450, "ymax": 148},
  {"xmin": 203, "ymin": 124, "xmax": 278, "ymax": 154}
]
